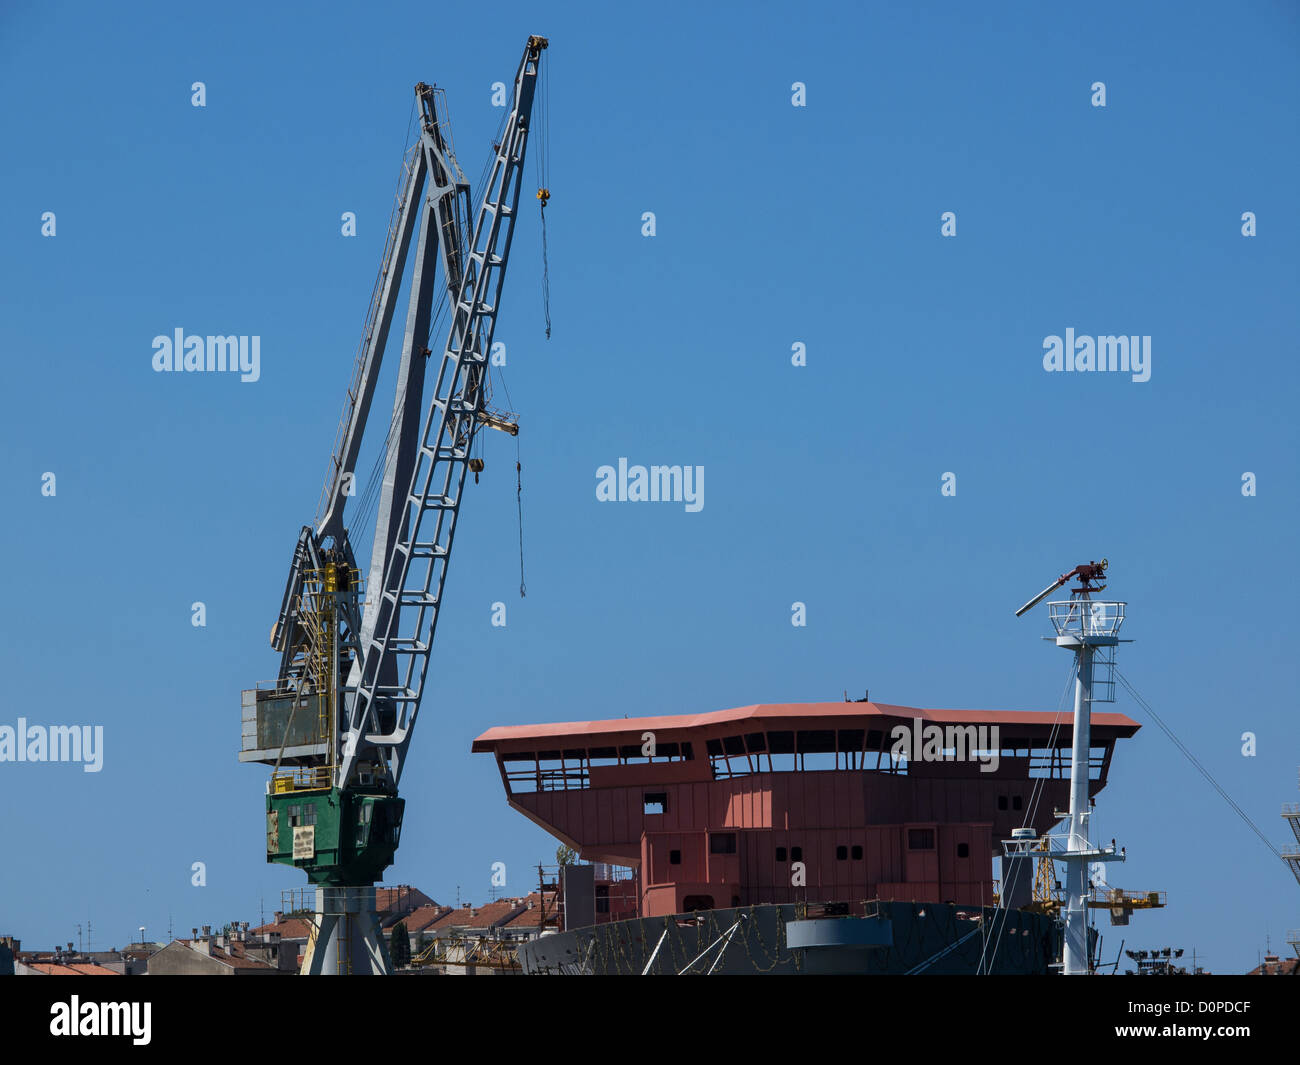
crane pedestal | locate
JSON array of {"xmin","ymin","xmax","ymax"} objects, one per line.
[{"xmin": 301, "ymin": 886, "xmax": 391, "ymax": 976}]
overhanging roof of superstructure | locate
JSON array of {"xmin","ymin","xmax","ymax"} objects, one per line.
[{"xmin": 472, "ymin": 702, "xmax": 1140, "ymax": 753}]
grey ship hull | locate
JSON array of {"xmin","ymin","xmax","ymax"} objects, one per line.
[{"xmin": 520, "ymin": 901, "xmax": 1061, "ymax": 975}]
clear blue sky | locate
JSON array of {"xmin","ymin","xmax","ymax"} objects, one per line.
[{"xmin": 1, "ymin": 0, "xmax": 1296, "ymax": 972}]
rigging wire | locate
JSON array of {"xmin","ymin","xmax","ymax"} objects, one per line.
[
  {"xmin": 982, "ymin": 658, "xmax": 1287, "ymax": 975},
  {"xmin": 515, "ymin": 436, "xmax": 526, "ymax": 598},
  {"xmin": 493, "ymin": 369, "xmax": 527, "ymax": 598},
  {"xmin": 539, "ymin": 200, "xmax": 551, "ymax": 339},
  {"xmin": 344, "ymin": 80, "xmax": 535, "ymax": 600},
  {"xmin": 536, "ymin": 54, "xmax": 552, "ymax": 340},
  {"xmin": 977, "ymin": 660, "xmax": 1077, "ymax": 974},
  {"xmin": 1114, "ymin": 667, "xmax": 1282, "ymax": 862}
]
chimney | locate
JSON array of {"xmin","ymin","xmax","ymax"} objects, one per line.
[{"xmin": 274, "ymin": 911, "xmax": 283, "ymax": 924}]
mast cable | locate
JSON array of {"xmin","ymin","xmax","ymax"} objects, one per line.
[
  {"xmin": 978, "ymin": 661, "xmax": 1076, "ymax": 974},
  {"xmin": 1114, "ymin": 667, "xmax": 1282, "ymax": 861}
]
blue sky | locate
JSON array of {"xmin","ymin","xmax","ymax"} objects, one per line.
[{"xmin": 1, "ymin": 0, "xmax": 1296, "ymax": 972}]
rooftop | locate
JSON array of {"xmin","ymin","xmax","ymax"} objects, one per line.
[
  {"xmin": 250, "ymin": 916, "xmax": 313, "ymax": 941},
  {"xmin": 472, "ymin": 701, "xmax": 1140, "ymax": 751},
  {"xmin": 176, "ymin": 939, "xmax": 276, "ymax": 971},
  {"xmin": 23, "ymin": 961, "xmax": 120, "ymax": 976}
]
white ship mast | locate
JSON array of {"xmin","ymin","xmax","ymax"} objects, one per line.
[{"xmin": 1008, "ymin": 559, "xmax": 1130, "ymax": 975}]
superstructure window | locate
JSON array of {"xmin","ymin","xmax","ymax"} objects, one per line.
[
  {"xmin": 775, "ymin": 847, "xmax": 787, "ymax": 862},
  {"xmin": 836, "ymin": 846, "xmax": 848, "ymax": 861},
  {"xmin": 790, "ymin": 846, "xmax": 803, "ymax": 862},
  {"xmin": 1012, "ymin": 795, "xmax": 1023, "ymax": 811},
  {"xmin": 851, "ymin": 845, "xmax": 863, "ymax": 860},
  {"xmin": 957, "ymin": 843, "xmax": 970, "ymax": 858},
  {"xmin": 669, "ymin": 849, "xmax": 681, "ymax": 865},
  {"xmin": 643, "ymin": 793, "xmax": 667, "ymax": 815},
  {"xmin": 596, "ymin": 886, "xmax": 609, "ymax": 915},
  {"xmin": 908, "ymin": 829, "xmax": 935, "ymax": 851},
  {"xmin": 710, "ymin": 833, "xmax": 737, "ymax": 855},
  {"xmin": 998, "ymin": 795, "xmax": 1008, "ymax": 811}
]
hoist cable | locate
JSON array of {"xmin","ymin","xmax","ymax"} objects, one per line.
[
  {"xmin": 540, "ymin": 203, "xmax": 551, "ymax": 339},
  {"xmin": 516, "ymin": 437, "xmax": 526, "ymax": 598},
  {"xmin": 536, "ymin": 51, "xmax": 551, "ymax": 340}
]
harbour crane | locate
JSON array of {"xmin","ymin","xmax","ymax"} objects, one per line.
[{"xmin": 239, "ymin": 35, "xmax": 549, "ymax": 974}]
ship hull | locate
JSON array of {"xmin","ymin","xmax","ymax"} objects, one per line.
[{"xmin": 520, "ymin": 900, "xmax": 1061, "ymax": 975}]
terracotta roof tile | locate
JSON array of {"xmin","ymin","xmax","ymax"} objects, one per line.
[
  {"xmin": 375, "ymin": 886, "xmax": 435, "ymax": 914},
  {"xmin": 502, "ymin": 892, "xmax": 560, "ymax": 929},
  {"xmin": 402, "ymin": 905, "xmax": 453, "ymax": 933},
  {"xmin": 250, "ymin": 917, "xmax": 313, "ymax": 940},
  {"xmin": 23, "ymin": 960, "xmax": 120, "ymax": 975},
  {"xmin": 425, "ymin": 908, "xmax": 468, "ymax": 932},
  {"xmin": 461, "ymin": 899, "xmax": 527, "ymax": 929}
]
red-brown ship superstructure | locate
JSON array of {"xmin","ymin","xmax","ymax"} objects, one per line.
[{"xmin": 473, "ymin": 700, "xmax": 1139, "ymax": 919}]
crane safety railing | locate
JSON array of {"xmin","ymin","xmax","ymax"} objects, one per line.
[{"xmin": 271, "ymin": 766, "xmax": 332, "ymax": 794}]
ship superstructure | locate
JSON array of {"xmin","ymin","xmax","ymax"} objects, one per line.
[{"xmin": 474, "ymin": 702, "xmax": 1138, "ymax": 918}]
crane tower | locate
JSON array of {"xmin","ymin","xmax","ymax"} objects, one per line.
[{"xmin": 238, "ymin": 36, "xmax": 548, "ymax": 974}]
